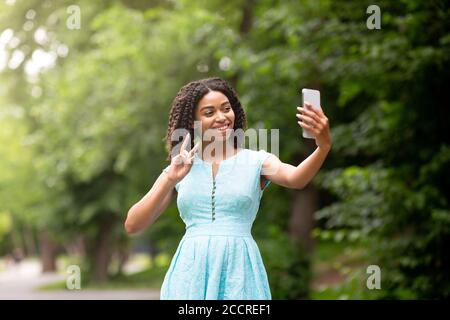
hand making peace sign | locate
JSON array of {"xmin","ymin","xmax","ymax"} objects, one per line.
[{"xmin": 165, "ymin": 133, "xmax": 201, "ymax": 183}]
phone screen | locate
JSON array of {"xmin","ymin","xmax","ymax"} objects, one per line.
[{"xmin": 301, "ymin": 88, "xmax": 321, "ymax": 139}]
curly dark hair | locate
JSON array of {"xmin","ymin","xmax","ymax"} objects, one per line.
[{"xmin": 164, "ymin": 77, "xmax": 247, "ymax": 160}]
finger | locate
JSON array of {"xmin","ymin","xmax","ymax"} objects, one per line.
[
  {"xmin": 314, "ymin": 108, "xmax": 328, "ymax": 125},
  {"xmin": 296, "ymin": 113, "xmax": 318, "ymax": 128},
  {"xmin": 300, "ymin": 106, "xmax": 327, "ymax": 128},
  {"xmin": 298, "ymin": 120, "xmax": 314, "ymax": 132},
  {"xmin": 180, "ymin": 132, "xmax": 190, "ymax": 154},
  {"xmin": 298, "ymin": 121, "xmax": 319, "ymax": 135},
  {"xmin": 173, "ymin": 154, "xmax": 183, "ymax": 165},
  {"xmin": 298, "ymin": 106, "xmax": 322, "ymax": 123},
  {"xmin": 189, "ymin": 142, "xmax": 200, "ymax": 157},
  {"xmin": 185, "ymin": 151, "xmax": 196, "ymax": 164},
  {"xmin": 320, "ymin": 116, "xmax": 329, "ymax": 129},
  {"xmin": 308, "ymin": 105, "xmax": 327, "ymax": 123},
  {"xmin": 316, "ymin": 108, "xmax": 326, "ymax": 117},
  {"xmin": 184, "ymin": 157, "xmax": 192, "ymax": 165},
  {"xmin": 304, "ymin": 102, "xmax": 317, "ymax": 112}
]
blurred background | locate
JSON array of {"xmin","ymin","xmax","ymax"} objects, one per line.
[{"xmin": 0, "ymin": 0, "xmax": 449, "ymax": 300}]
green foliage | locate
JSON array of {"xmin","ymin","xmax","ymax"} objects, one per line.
[
  {"xmin": 259, "ymin": 224, "xmax": 311, "ymax": 300},
  {"xmin": 307, "ymin": 0, "xmax": 450, "ymax": 299}
]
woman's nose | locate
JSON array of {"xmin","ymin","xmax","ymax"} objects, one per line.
[{"xmin": 216, "ymin": 111, "xmax": 226, "ymax": 121}]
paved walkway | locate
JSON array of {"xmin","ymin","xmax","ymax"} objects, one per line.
[{"xmin": 0, "ymin": 260, "xmax": 160, "ymax": 300}]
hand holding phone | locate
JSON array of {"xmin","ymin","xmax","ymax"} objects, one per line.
[{"xmin": 301, "ymin": 88, "xmax": 322, "ymax": 139}]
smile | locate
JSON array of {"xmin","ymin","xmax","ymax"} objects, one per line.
[{"xmin": 212, "ymin": 124, "xmax": 231, "ymax": 132}]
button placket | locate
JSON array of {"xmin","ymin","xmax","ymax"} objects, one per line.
[
  {"xmin": 197, "ymin": 150, "xmax": 242, "ymax": 224},
  {"xmin": 211, "ymin": 177, "xmax": 216, "ymax": 221}
]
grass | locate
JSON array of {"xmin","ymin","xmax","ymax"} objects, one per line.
[
  {"xmin": 37, "ymin": 253, "xmax": 170, "ymax": 291},
  {"xmin": 38, "ymin": 265, "xmax": 167, "ymax": 291}
]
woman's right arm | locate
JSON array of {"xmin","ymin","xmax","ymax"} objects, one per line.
[
  {"xmin": 125, "ymin": 132, "xmax": 199, "ymax": 235},
  {"xmin": 124, "ymin": 172, "xmax": 177, "ymax": 235}
]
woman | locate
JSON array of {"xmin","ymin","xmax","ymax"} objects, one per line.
[{"xmin": 124, "ymin": 77, "xmax": 332, "ymax": 299}]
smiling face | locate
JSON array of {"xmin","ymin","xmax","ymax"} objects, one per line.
[{"xmin": 195, "ymin": 90, "xmax": 235, "ymax": 143}]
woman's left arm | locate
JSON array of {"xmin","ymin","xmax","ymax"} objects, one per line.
[{"xmin": 261, "ymin": 103, "xmax": 332, "ymax": 190}]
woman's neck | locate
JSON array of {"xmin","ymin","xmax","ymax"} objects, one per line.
[{"xmin": 200, "ymin": 139, "xmax": 237, "ymax": 162}]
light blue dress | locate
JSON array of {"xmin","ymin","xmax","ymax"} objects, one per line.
[{"xmin": 160, "ymin": 148, "xmax": 273, "ymax": 300}]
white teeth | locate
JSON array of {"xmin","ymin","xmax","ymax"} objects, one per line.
[{"xmin": 216, "ymin": 125, "xmax": 229, "ymax": 130}]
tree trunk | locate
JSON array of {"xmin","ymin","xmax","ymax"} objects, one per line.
[
  {"xmin": 230, "ymin": 0, "xmax": 255, "ymax": 89},
  {"xmin": 39, "ymin": 231, "xmax": 58, "ymax": 273},
  {"xmin": 149, "ymin": 238, "xmax": 157, "ymax": 265},
  {"xmin": 289, "ymin": 140, "xmax": 318, "ymax": 253},
  {"xmin": 88, "ymin": 217, "xmax": 116, "ymax": 283},
  {"xmin": 24, "ymin": 226, "xmax": 38, "ymax": 256},
  {"xmin": 115, "ymin": 246, "xmax": 130, "ymax": 276},
  {"xmin": 64, "ymin": 235, "xmax": 85, "ymax": 258},
  {"xmin": 239, "ymin": 0, "xmax": 255, "ymax": 35},
  {"xmin": 289, "ymin": 183, "xmax": 318, "ymax": 253}
]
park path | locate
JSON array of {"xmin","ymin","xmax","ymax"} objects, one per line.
[{"xmin": 0, "ymin": 259, "xmax": 160, "ymax": 300}]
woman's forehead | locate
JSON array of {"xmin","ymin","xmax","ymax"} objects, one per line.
[{"xmin": 198, "ymin": 91, "xmax": 229, "ymax": 107}]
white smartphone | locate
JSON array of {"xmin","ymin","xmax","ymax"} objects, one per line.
[{"xmin": 301, "ymin": 88, "xmax": 322, "ymax": 139}]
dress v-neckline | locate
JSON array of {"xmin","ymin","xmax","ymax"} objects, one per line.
[{"xmin": 195, "ymin": 149, "xmax": 244, "ymax": 180}]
